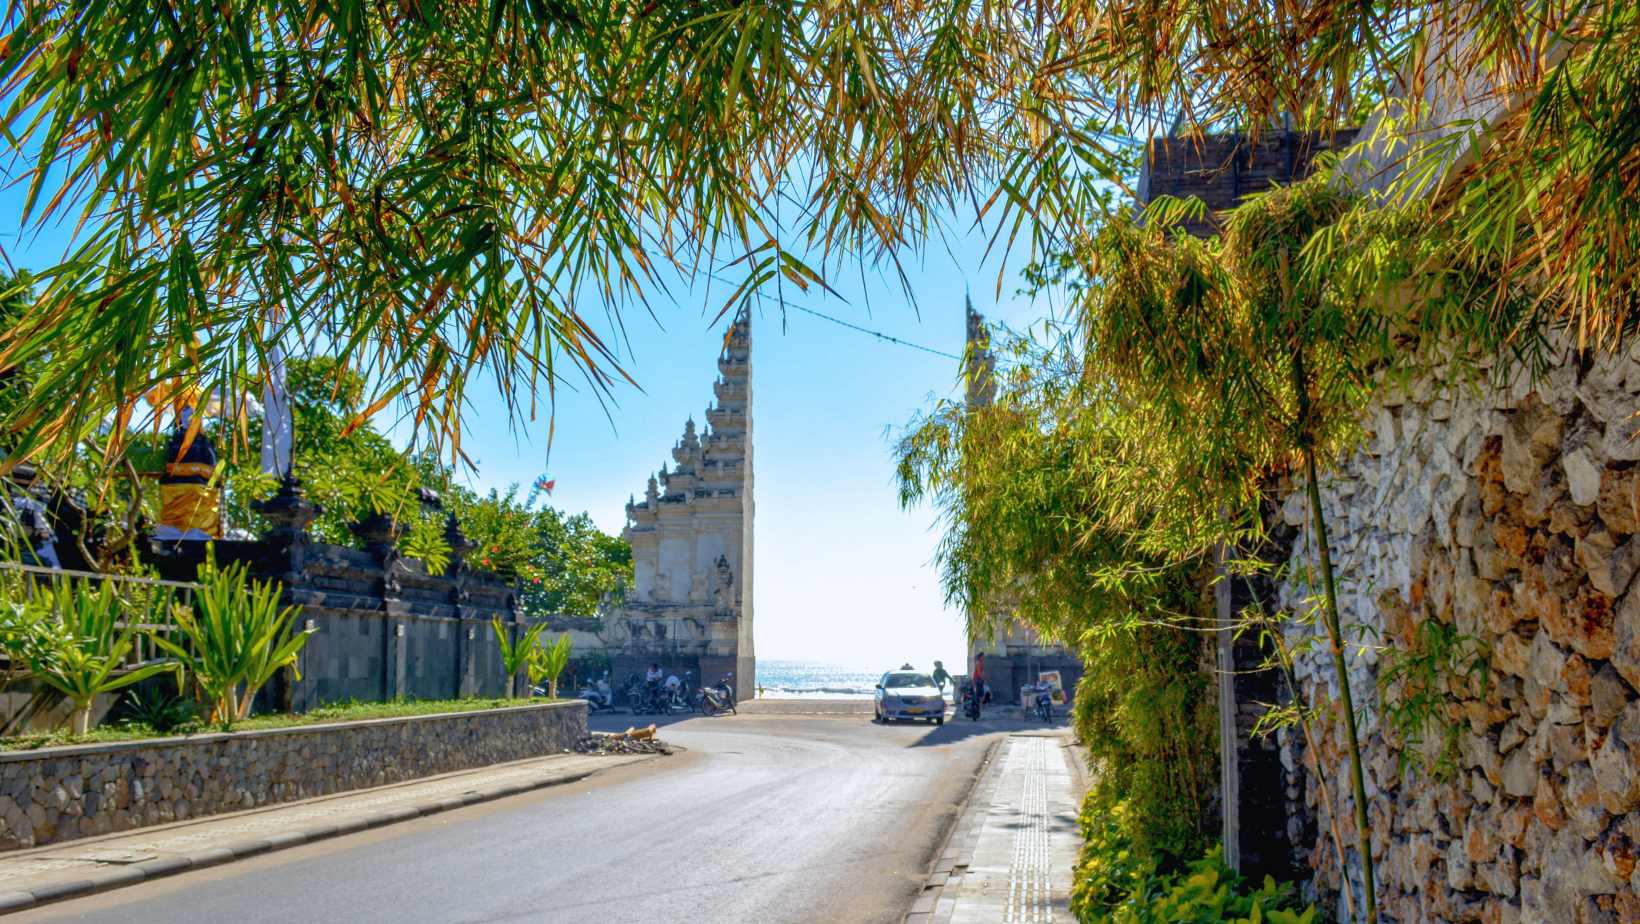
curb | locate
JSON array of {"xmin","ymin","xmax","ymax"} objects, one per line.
[
  {"xmin": 0, "ymin": 759, "xmax": 651, "ymax": 915},
  {"xmin": 904, "ymin": 737, "xmax": 1004, "ymax": 924}
]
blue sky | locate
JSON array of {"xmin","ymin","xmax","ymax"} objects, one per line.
[
  {"xmin": 406, "ymin": 235, "xmax": 1051, "ymax": 673},
  {"xmin": 2, "ymin": 194, "xmax": 1055, "ymax": 675}
]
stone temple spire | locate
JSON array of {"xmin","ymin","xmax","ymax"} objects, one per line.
[
  {"xmin": 616, "ymin": 305, "xmax": 754, "ymax": 700},
  {"xmin": 964, "ymin": 294, "xmax": 997, "ymax": 408}
]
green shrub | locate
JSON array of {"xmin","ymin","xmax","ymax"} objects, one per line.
[
  {"xmin": 1072, "ymin": 791, "xmax": 1315, "ymax": 924},
  {"xmin": 529, "ymin": 633, "xmax": 573, "ymax": 698},
  {"xmin": 119, "ymin": 689, "xmax": 202, "ymax": 735},
  {"xmin": 1071, "ymin": 613, "xmax": 1219, "ymax": 864}
]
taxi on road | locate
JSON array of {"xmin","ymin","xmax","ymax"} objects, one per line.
[{"xmin": 873, "ymin": 670, "xmax": 947, "ymax": 724}]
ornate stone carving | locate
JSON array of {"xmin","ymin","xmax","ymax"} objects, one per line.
[
  {"xmin": 253, "ymin": 474, "xmax": 323, "ymax": 540},
  {"xmin": 348, "ymin": 511, "xmax": 407, "ymax": 562},
  {"xmin": 713, "ymin": 555, "xmax": 734, "ymax": 617}
]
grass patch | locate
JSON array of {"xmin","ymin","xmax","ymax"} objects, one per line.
[{"xmin": 0, "ymin": 696, "xmax": 568, "ymax": 751}]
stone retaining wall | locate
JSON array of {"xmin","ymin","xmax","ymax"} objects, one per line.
[
  {"xmin": 0, "ymin": 700, "xmax": 586, "ymax": 850},
  {"xmin": 1273, "ymin": 344, "xmax": 1640, "ymax": 924}
]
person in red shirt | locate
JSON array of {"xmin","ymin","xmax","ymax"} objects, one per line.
[{"xmin": 972, "ymin": 652, "xmax": 992, "ymax": 706}]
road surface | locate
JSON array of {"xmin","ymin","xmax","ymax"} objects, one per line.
[{"xmin": 11, "ymin": 711, "xmax": 996, "ymax": 924}]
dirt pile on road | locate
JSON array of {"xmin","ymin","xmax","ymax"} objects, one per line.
[{"xmin": 575, "ymin": 726, "xmax": 672, "ymax": 755}]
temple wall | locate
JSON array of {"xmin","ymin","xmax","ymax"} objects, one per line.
[
  {"xmin": 1272, "ymin": 343, "xmax": 1640, "ymax": 924},
  {"xmin": 149, "ymin": 533, "xmax": 528, "ymax": 712}
]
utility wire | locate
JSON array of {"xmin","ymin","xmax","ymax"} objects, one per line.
[{"xmin": 786, "ymin": 303, "xmax": 962, "ymax": 360}]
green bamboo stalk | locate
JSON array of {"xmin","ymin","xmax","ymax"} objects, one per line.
[{"xmin": 1305, "ymin": 446, "xmax": 1377, "ymax": 924}]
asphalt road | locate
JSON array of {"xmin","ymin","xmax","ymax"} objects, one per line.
[{"xmin": 10, "ymin": 711, "xmax": 997, "ymax": 924}]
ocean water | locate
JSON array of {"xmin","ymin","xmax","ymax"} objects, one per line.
[{"xmin": 754, "ymin": 660, "xmax": 883, "ymax": 699}]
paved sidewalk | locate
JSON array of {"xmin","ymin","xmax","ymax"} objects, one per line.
[
  {"xmin": 906, "ymin": 731, "xmax": 1085, "ymax": 924},
  {"xmin": 0, "ymin": 750, "xmax": 657, "ymax": 915}
]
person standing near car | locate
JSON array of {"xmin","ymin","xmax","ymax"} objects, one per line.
[
  {"xmin": 972, "ymin": 652, "xmax": 991, "ymax": 706},
  {"xmin": 931, "ymin": 661, "xmax": 952, "ymax": 692}
]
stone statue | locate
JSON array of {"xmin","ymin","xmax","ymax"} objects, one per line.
[{"xmin": 713, "ymin": 555, "xmax": 735, "ymax": 617}]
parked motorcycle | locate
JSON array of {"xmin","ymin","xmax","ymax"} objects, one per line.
[
  {"xmin": 615, "ymin": 672, "xmax": 646, "ymax": 713},
  {"xmin": 670, "ymin": 671, "xmax": 700, "ymax": 713},
  {"xmin": 576, "ymin": 672, "xmax": 617, "ymax": 713},
  {"xmin": 700, "ymin": 673, "xmax": 737, "ymax": 716}
]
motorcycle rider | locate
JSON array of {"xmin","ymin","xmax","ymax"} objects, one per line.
[
  {"xmin": 1030, "ymin": 678, "xmax": 1055, "ymax": 720},
  {"xmin": 645, "ymin": 663, "xmax": 665, "ymax": 710}
]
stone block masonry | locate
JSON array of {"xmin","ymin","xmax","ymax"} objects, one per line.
[
  {"xmin": 1271, "ymin": 343, "xmax": 1640, "ymax": 924},
  {"xmin": 0, "ymin": 700, "xmax": 586, "ymax": 851}
]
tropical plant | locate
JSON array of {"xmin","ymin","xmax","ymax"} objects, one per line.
[
  {"xmin": 150, "ymin": 560, "xmax": 311, "ymax": 728},
  {"xmin": 493, "ymin": 618, "xmax": 546, "ymax": 699},
  {"xmin": 119, "ymin": 688, "xmax": 202, "ymax": 735},
  {"xmin": 20, "ymin": 581, "xmax": 173, "ymax": 734},
  {"xmin": 529, "ymin": 634, "xmax": 574, "ymax": 699}
]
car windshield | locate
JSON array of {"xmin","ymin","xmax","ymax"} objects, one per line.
[{"xmin": 885, "ymin": 673, "xmax": 936, "ymax": 689}]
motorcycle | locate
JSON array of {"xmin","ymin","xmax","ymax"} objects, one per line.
[
  {"xmin": 670, "ymin": 671, "xmax": 700, "ymax": 713},
  {"xmin": 631, "ymin": 677, "xmax": 677, "ymax": 716},
  {"xmin": 700, "ymin": 673, "xmax": 737, "ymax": 716},
  {"xmin": 960, "ymin": 680, "xmax": 982, "ymax": 721},
  {"xmin": 1029, "ymin": 684, "xmax": 1054, "ymax": 723},
  {"xmin": 575, "ymin": 672, "xmax": 617, "ymax": 713},
  {"xmin": 615, "ymin": 672, "xmax": 647, "ymax": 713}
]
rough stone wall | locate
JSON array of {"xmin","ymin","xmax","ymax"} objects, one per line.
[
  {"xmin": 0, "ymin": 700, "xmax": 585, "ymax": 850},
  {"xmin": 1274, "ymin": 345, "xmax": 1640, "ymax": 924}
]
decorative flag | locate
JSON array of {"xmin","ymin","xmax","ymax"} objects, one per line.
[
  {"xmin": 534, "ymin": 473, "xmax": 555, "ymax": 495},
  {"xmin": 261, "ymin": 343, "xmax": 292, "ymax": 477}
]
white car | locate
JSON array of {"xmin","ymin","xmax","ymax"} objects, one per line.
[{"xmin": 874, "ymin": 671, "xmax": 947, "ymax": 724}]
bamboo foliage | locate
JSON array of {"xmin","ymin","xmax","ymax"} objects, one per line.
[
  {"xmin": 897, "ymin": 328, "xmax": 1222, "ymax": 858},
  {"xmin": 902, "ymin": 176, "xmax": 1398, "ymax": 918},
  {"xmin": 0, "ymin": 0, "xmax": 1628, "ymax": 480},
  {"xmin": 0, "ymin": 0, "xmax": 1121, "ymax": 472}
]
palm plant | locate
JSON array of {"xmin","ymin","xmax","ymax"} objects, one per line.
[
  {"xmin": 493, "ymin": 618, "xmax": 546, "ymax": 699},
  {"xmin": 22, "ymin": 581, "xmax": 173, "ymax": 734},
  {"xmin": 529, "ymin": 633, "xmax": 574, "ymax": 700},
  {"xmin": 150, "ymin": 560, "xmax": 312, "ymax": 728}
]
